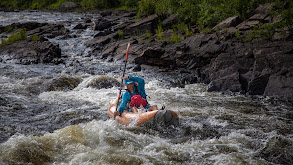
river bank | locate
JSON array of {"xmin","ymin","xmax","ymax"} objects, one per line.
[{"xmin": 1, "ymin": 3, "xmax": 293, "ymax": 102}]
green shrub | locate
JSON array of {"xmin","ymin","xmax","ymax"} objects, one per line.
[
  {"xmin": 120, "ymin": 0, "xmax": 139, "ymax": 8},
  {"xmin": 145, "ymin": 30, "xmax": 152, "ymax": 38},
  {"xmin": 81, "ymin": 0, "xmax": 120, "ymax": 9},
  {"xmin": 156, "ymin": 24, "xmax": 163, "ymax": 40},
  {"xmin": 118, "ymin": 29, "xmax": 124, "ymax": 38},
  {"xmin": 5, "ymin": 26, "xmax": 15, "ymax": 32},
  {"xmin": 32, "ymin": 35, "xmax": 40, "ymax": 41},
  {"xmin": 138, "ymin": 0, "xmax": 156, "ymax": 16},
  {"xmin": 48, "ymin": 0, "xmax": 66, "ymax": 9},
  {"xmin": 173, "ymin": 23, "xmax": 192, "ymax": 36},
  {"xmin": 171, "ymin": 33, "xmax": 183, "ymax": 43},
  {"xmin": 0, "ymin": 29, "xmax": 27, "ymax": 47}
]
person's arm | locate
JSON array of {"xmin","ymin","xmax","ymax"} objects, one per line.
[
  {"xmin": 128, "ymin": 75, "xmax": 147, "ymax": 97},
  {"xmin": 118, "ymin": 92, "xmax": 129, "ymax": 115}
]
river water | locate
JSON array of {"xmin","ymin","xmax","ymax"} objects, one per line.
[{"xmin": 0, "ymin": 11, "xmax": 293, "ymax": 165}]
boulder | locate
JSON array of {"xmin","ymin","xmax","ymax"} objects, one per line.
[
  {"xmin": 124, "ymin": 14, "xmax": 158, "ymax": 35},
  {"xmin": 86, "ymin": 76, "xmax": 119, "ymax": 89},
  {"xmin": 264, "ymin": 75, "xmax": 293, "ymax": 101},
  {"xmin": 0, "ymin": 40, "xmax": 61, "ymax": 65},
  {"xmin": 44, "ymin": 74, "xmax": 82, "ymax": 91},
  {"xmin": 134, "ymin": 48, "xmax": 175, "ymax": 67},
  {"xmin": 93, "ymin": 18, "xmax": 112, "ymax": 31},
  {"xmin": 207, "ymin": 73, "xmax": 242, "ymax": 92}
]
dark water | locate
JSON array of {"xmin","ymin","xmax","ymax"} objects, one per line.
[{"xmin": 0, "ymin": 11, "xmax": 293, "ymax": 165}]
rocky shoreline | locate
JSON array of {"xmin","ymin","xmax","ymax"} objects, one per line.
[{"xmin": 0, "ymin": 4, "xmax": 292, "ymax": 102}]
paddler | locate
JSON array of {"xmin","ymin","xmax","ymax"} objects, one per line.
[{"xmin": 114, "ymin": 75, "xmax": 158, "ymax": 116}]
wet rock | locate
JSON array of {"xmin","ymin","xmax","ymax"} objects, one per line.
[
  {"xmin": 93, "ymin": 18, "xmax": 113, "ymax": 31},
  {"xmin": 207, "ymin": 73, "xmax": 242, "ymax": 92},
  {"xmin": 73, "ymin": 23, "xmax": 88, "ymax": 30},
  {"xmin": 1, "ymin": 140, "xmax": 52, "ymax": 164},
  {"xmin": 94, "ymin": 30, "xmax": 111, "ymax": 37},
  {"xmin": 44, "ymin": 74, "xmax": 82, "ymax": 91},
  {"xmin": 0, "ymin": 40, "xmax": 61, "ymax": 65},
  {"xmin": 86, "ymin": 76, "xmax": 119, "ymax": 89},
  {"xmin": 132, "ymin": 64, "xmax": 141, "ymax": 72},
  {"xmin": 264, "ymin": 75, "xmax": 293, "ymax": 101},
  {"xmin": 85, "ymin": 32, "xmax": 118, "ymax": 48},
  {"xmin": 100, "ymin": 11, "xmax": 112, "ymax": 17},
  {"xmin": 258, "ymin": 136, "xmax": 293, "ymax": 165}
]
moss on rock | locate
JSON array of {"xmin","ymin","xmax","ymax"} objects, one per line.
[{"xmin": 86, "ymin": 76, "xmax": 119, "ymax": 89}]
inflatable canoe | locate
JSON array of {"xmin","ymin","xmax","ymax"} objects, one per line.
[{"xmin": 108, "ymin": 99, "xmax": 179, "ymax": 126}]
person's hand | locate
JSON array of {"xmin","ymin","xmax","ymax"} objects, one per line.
[
  {"xmin": 114, "ymin": 111, "xmax": 120, "ymax": 116},
  {"xmin": 121, "ymin": 75, "xmax": 129, "ymax": 80}
]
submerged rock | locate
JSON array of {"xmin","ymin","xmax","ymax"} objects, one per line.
[
  {"xmin": 86, "ymin": 76, "xmax": 119, "ymax": 89},
  {"xmin": 45, "ymin": 74, "xmax": 82, "ymax": 91}
]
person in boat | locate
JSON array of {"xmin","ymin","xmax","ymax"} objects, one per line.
[{"xmin": 114, "ymin": 75, "xmax": 158, "ymax": 116}]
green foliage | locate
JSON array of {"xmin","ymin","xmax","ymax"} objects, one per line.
[
  {"xmin": 120, "ymin": 0, "xmax": 139, "ymax": 8},
  {"xmin": 48, "ymin": 0, "xmax": 66, "ymax": 9},
  {"xmin": 155, "ymin": 24, "xmax": 163, "ymax": 40},
  {"xmin": 0, "ymin": 29, "xmax": 27, "ymax": 47},
  {"xmin": 81, "ymin": 0, "xmax": 120, "ymax": 9},
  {"xmin": 173, "ymin": 23, "xmax": 192, "ymax": 36},
  {"xmin": 138, "ymin": 0, "xmax": 156, "ymax": 16},
  {"xmin": 5, "ymin": 26, "xmax": 15, "ymax": 32},
  {"xmin": 145, "ymin": 30, "xmax": 152, "ymax": 38},
  {"xmin": 32, "ymin": 35, "xmax": 40, "ymax": 41},
  {"xmin": 171, "ymin": 33, "xmax": 183, "ymax": 43},
  {"xmin": 118, "ymin": 30, "xmax": 124, "ymax": 38}
]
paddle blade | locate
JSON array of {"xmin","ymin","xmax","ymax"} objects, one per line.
[{"xmin": 125, "ymin": 43, "xmax": 130, "ymax": 61}]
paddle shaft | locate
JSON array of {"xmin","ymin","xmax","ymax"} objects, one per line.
[{"xmin": 114, "ymin": 43, "xmax": 130, "ymax": 119}]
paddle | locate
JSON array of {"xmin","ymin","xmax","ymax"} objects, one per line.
[{"xmin": 114, "ymin": 43, "xmax": 130, "ymax": 119}]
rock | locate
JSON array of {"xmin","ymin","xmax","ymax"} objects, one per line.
[
  {"xmin": 93, "ymin": 18, "xmax": 112, "ymax": 31},
  {"xmin": 57, "ymin": 2, "xmax": 80, "ymax": 11},
  {"xmin": 94, "ymin": 30, "xmax": 111, "ymax": 37},
  {"xmin": 124, "ymin": 14, "xmax": 158, "ymax": 35},
  {"xmin": 207, "ymin": 73, "xmax": 242, "ymax": 92},
  {"xmin": 264, "ymin": 75, "xmax": 293, "ymax": 101},
  {"xmin": 101, "ymin": 11, "xmax": 112, "ymax": 17},
  {"xmin": 134, "ymin": 47, "xmax": 169, "ymax": 66},
  {"xmin": 247, "ymin": 74, "xmax": 270, "ymax": 95},
  {"xmin": 73, "ymin": 23, "xmax": 88, "ymax": 30},
  {"xmin": 25, "ymin": 23, "xmax": 68, "ymax": 39},
  {"xmin": 236, "ymin": 20, "xmax": 260, "ymax": 31},
  {"xmin": 132, "ymin": 64, "xmax": 141, "ymax": 72},
  {"xmin": 0, "ymin": 40, "xmax": 61, "ymax": 65},
  {"xmin": 162, "ymin": 14, "xmax": 179, "ymax": 29},
  {"xmin": 45, "ymin": 74, "xmax": 82, "ymax": 91},
  {"xmin": 86, "ymin": 76, "xmax": 119, "ymax": 89},
  {"xmin": 213, "ymin": 16, "xmax": 241, "ymax": 30},
  {"xmin": 85, "ymin": 32, "xmax": 118, "ymax": 48}
]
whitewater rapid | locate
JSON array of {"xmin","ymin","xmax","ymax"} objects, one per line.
[{"xmin": 1, "ymin": 11, "xmax": 293, "ymax": 165}]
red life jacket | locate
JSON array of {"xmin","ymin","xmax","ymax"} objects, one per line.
[
  {"xmin": 129, "ymin": 95, "xmax": 147, "ymax": 108},
  {"xmin": 127, "ymin": 84, "xmax": 147, "ymax": 108}
]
